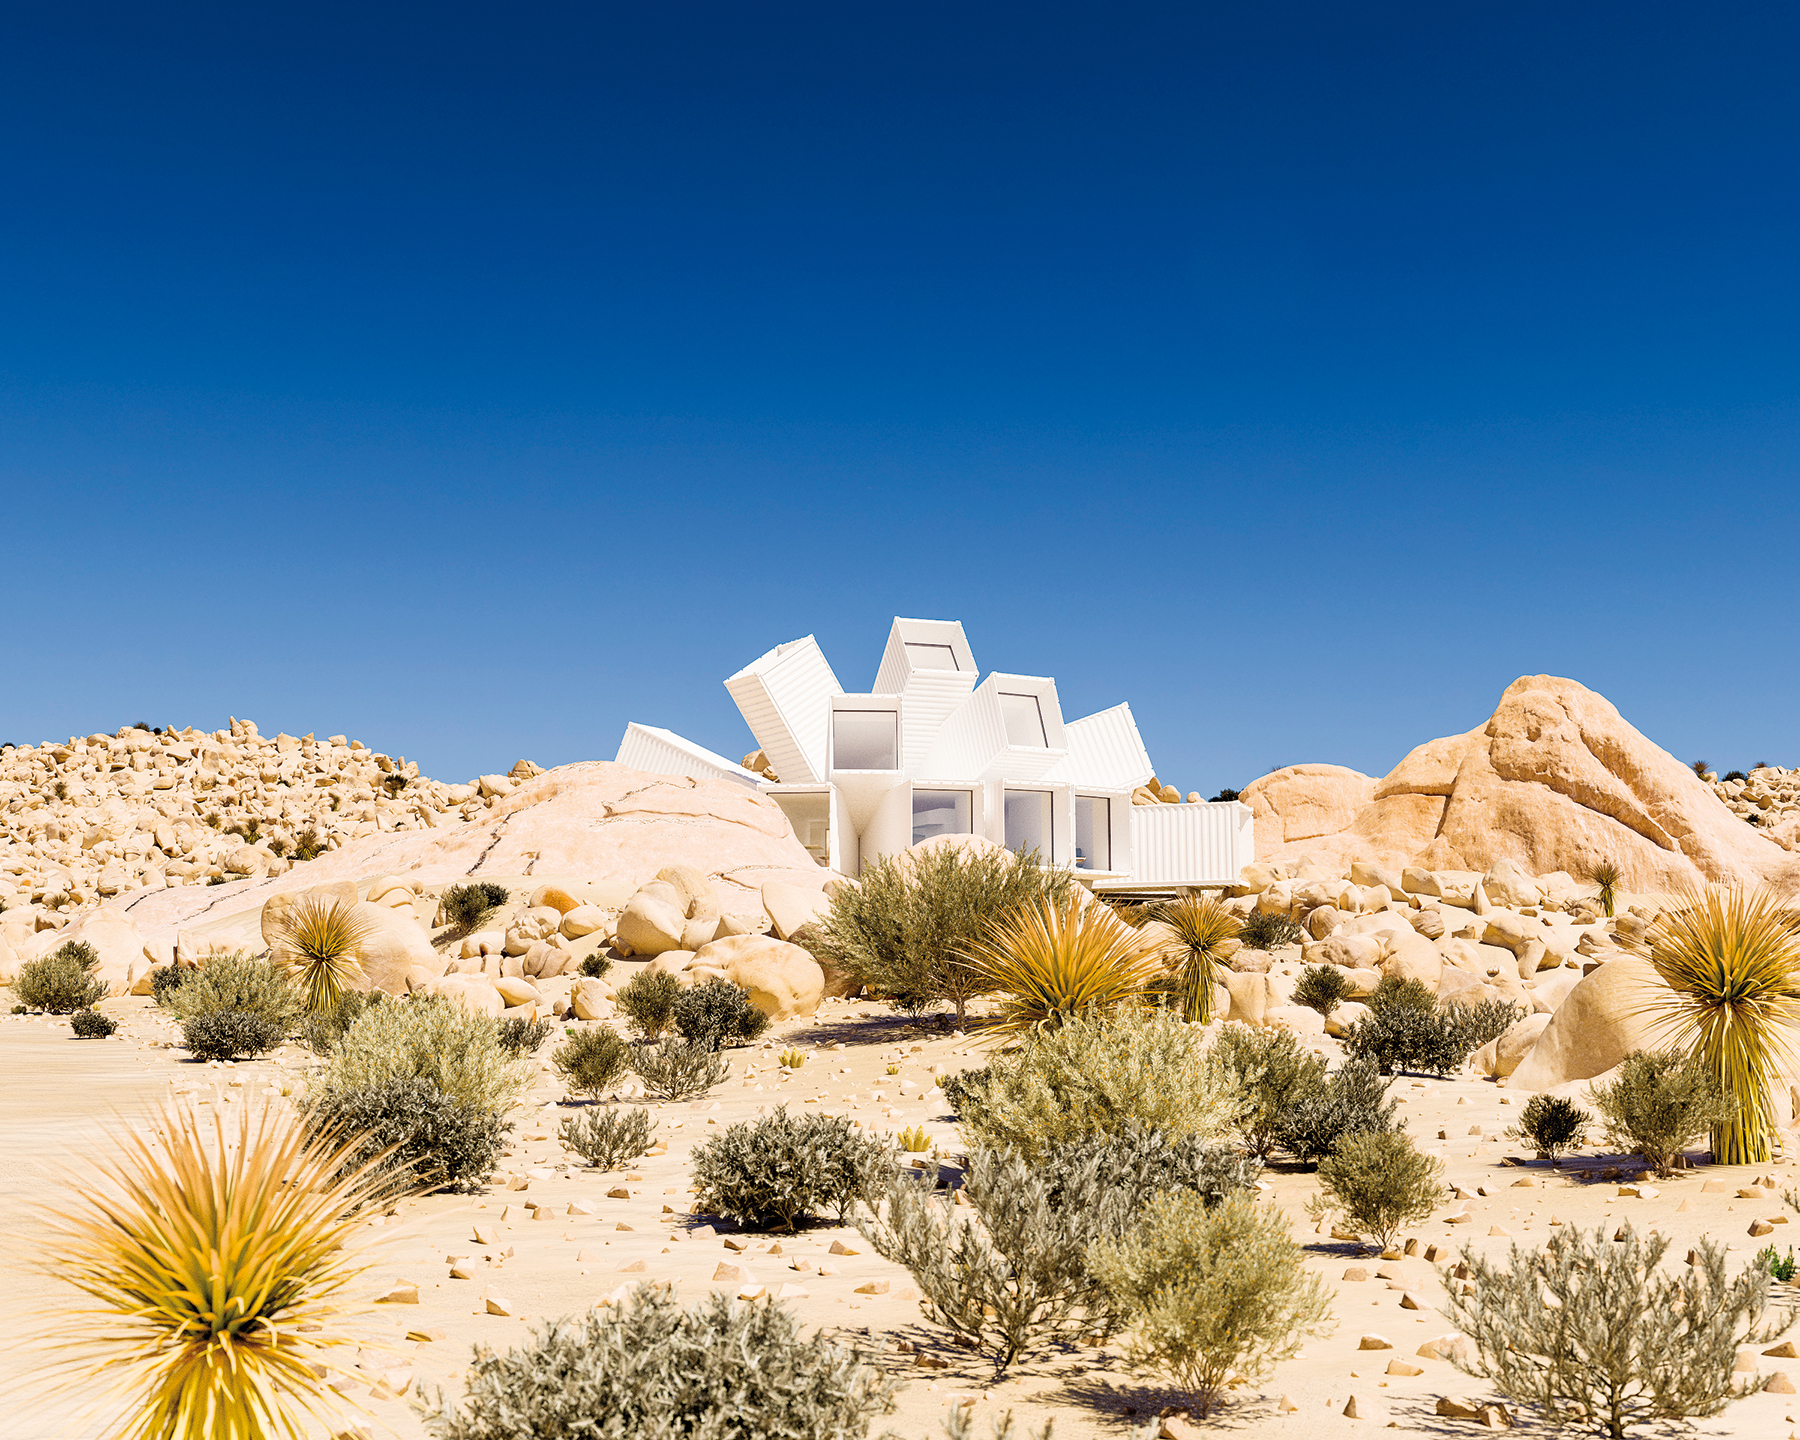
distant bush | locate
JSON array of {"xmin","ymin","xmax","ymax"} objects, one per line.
[
  {"xmin": 1213, "ymin": 1023, "xmax": 1327, "ymax": 1159},
  {"xmin": 692, "ymin": 1107, "xmax": 894, "ymax": 1231},
  {"xmin": 1310, "ymin": 1129, "xmax": 1442, "ymax": 1248},
  {"xmin": 560, "ymin": 1106, "xmax": 654, "ymax": 1170},
  {"xmin": 13, "ymin": 940, "xmax": 108, "ymax": 1013},
  {"xmin": 672, "ymin": 978, "xmax": 769, "ymax": 1051},
  {"xmin": 1723, "ymin": 770, "xmax": 1749, "ymax": 784},
  {"xmin": 1088, "ymin": 1190, "xmax": 1332, "ymax": 1420},
  {"xmin": 419, "ymin": 1290, "xmax": 896, "ymax": 1440},
  {"xmin": 182, "ymin": 1008, "xmax": 286, "ymax": 1061},
  {"xmin": 1210, "ymin": 788, "xmax": 1241, "ymax": 802},
  {"xmin": 295, "ymin": 988, "xmax": 385, "ymax": 1056},
  {"xmin": 150, "ymin": 965, "xmax": 192, "ymax": 1008},
  {"xmin": 291, "ymin": 827, "xmax": 324, "ymax": 861},
  {"xmin": 495, "ymin": 1016, "xmax": 554, "ymax": 1056},
  {"xmin": 1273, "ymin": 1058, "xmax": 1402, "ymax": 1166},
  {"xmin": 1292, "ymin": 963, "xmax": 1352, "ymax": 1017},
  {"xmin": 578, "ymin": 954, "xmax": 613, "ymax": 979},
  {"xmin": 71, "ymin": 1007, "xmax": 116, "ymax": 1039},
  {"xmin": 162, "ymin": 952, "xmax": 300, "ymax": 1033},
  {"xmin": 630, "ymin": 1038, "xmax": 729, "ymax": 1101},
  {"xmin": 309, "ymin": 995, "xmax": 533, "ymax": 1116},
  {"xmin": 1591, "ymin": 1048, "xmax": 1730, "ymax": 1178},
  {"xmin": 1343, "ymin": 979, "xmax": 1523, "ymax": 1078},
  {"xmin": 303, "ymin": 1074, "xmax": 509, "ymax": 1193},
  {"xmin": 552, "ymin": 1025, "xmax": 632, "ymax": 1097},
  {"xmin": 1506, "ymin": 1093, "xmax": 1592, "ymax": 1164},
  {"xmin": 615, "ymin": 970, "xmax": 681, "ymax": 1040},
  {"xmin": 440, "ymin": 881, "xmax": 509, "ymax": 934},
  {"xmin": 1238, "ymin": 910, "xmax": 1304, "ymax": 951}
]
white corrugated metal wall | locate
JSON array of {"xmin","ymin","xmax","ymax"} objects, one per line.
[{"xmin": 1124, "ymin": 800, "xmax": 1254, "ymax": 887}]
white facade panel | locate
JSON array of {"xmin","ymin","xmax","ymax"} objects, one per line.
[
  {"xmin": 724, "ymin": 636, "xmax": 842, "ymax": 785},
  {"xmin": 614, "ymin": 723, "xmax": 765, "ymax": 789},
  {"xmin": 1122, "ymin": 801, "xmax": 1255, "ymax": 887},
  {"xmin": 1045, "ymin": 703, "xmax": 1155, "ymax": 790}
]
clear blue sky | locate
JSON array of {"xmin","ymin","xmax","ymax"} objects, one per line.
[{"xmin": 4, "ymin": 3, "xmax": 1796, "ymax": 790}]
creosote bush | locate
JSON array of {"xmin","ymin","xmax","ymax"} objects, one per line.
[
  {"xmin": 577, "ymin": 954, "xmax": 613, "ymax": 979},
  {"xmin": 1273, "ymin": 1057, "xmax": 1401, "ymax": 1166},
  {"xmin": 70, "ymin": 1007, "xmax": 116, "ymax": 1039},
  {"xmin": 1238, "ymin": 909, "xmax": 1304, "ymax": 951},
  {"xmin": 418, "ymin": 1287, "xmax": 897, "ymax": 1440},
  {"xmin": 1292, "ymin": 963, "xmax": 1352, "ymax": 1018},
  {"xmin": 1445, "ymin": 1224, "xmax": 1786, "ymax": 1439},
  {"xmin": 303, "ymin": 1074, "xmax": 509, "ymax": 1193},
  {"xmin": 1343, "ymin": 978, "xmax": 1522, "ymax": 1077},
  {"xmin": 439, "ymin": 881, "xmax": 509, "ymax": 935},
  {"xmin": 309, "ymin": 995, "xmax": 534, "ymax": 1116},
  {"xmin": 673, "ymin": 978, "xmax": 770, "ymax": 1051},
  {"xmin": 1310, "ymin": 1129, "xmax": 1443, "ymax": 1249},
  {"xmin": 1214, "ymin": 1023, "xmax": 1327, "ymax": 1159},
  {"xmin": 295, "ymin": 988, "xmax": 385, "ymax": 1057},
  {"xmin": 615, "ymin": 970, "xmax": 681, "ymax": 1040},
  {"xmin": 162, "ymin": 951, "xmax": 300, "ymax": 1033},
  {"xmin": 692, "ymin": 1106, "xmax": 894, "ymax": 1231},
  {"xmin": 560, "ymin": 1106, "xmax": 655, "ymax": 1170},
  {"xmin": 552, "ymin": 1025, "xmax": 632, "ymax": 1097},
  {"xmin": 1507, "ymin": 1093, "xmax": 1592, "ymax": 1164},
  {"xmin": 183, "ymin": 1008, "xmax": 286, "ymax": 1061},
  {"xmin": 494, "ymin": 1016, "xmax": 553, "ymax": 1056},
  {"xmin": 630, "ymin": 1037, "xmax": 730, "ymax": 1101},
  {"xmin": 1088, "ymin": 1191, "xmax": 1333, "ymax": 1420},
  {"xmin": 13, "ymin": 940, "xmax": 109, "ymax": 1013},
  {"xmin": 1591, "ymin": 1048, "xmax": 1731, "ymax": 1178}
]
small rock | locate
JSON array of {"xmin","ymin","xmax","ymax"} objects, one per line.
[
  {"xmin": 1766, "ymin": 1342, "xmax": 1800, "ymax": 1359},
  {"xmin": 1436, "ymin": 1397, "xmax": 1481, "ymax": 1419},
  {"xmin": 1385, "ymin": 1360, "xmax": 1423, "ymax": 1377},
  {"xmin": 712, "ymin": 1262, "xmax": 752, "ymax": 1283},
  {"xmin": 373, "ymin": 1281, "xmax": 419, "ymax": 1304},
  {"xmin": 854, "ymin": 1280, "xmax": 890, "ymax": 1295},
  {"xmin": 482, "ymin": 1285, "xmax": 513, "ymax": 1316},
  {"xmin": 1342, "ymin": 1267, "xmax": 1370, "ymax": 1282},
  {"xmin": 405, "ymin": 1325, "xmax": 447, "ymax": 1343},
  {"xmin": 828, "ymin": 1239, "xmax": 861, "ymax": 1255},
  {"xmin": 1751, "ymin": 1220, "xmax": 1777, "ymax": 1238},
  {"xmin": 1358, "ymin": 1334, "xmax": 1394, "ymax": 1350},
  {"xmin": 1767, "ymin": 1370, "xmax": 1797, "ymax": 1394},
  {"xmin": 617, "ymin": 1259, "xmax": 648, "ymax": 1273},
  {"xmin": 1343, "ymin": 1395, "xmax": 1363, "ymax": 1418}
]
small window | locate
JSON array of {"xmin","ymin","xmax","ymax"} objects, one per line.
[
  {"xmin": 998, "ymin": 691, "xmax": 1047, "ymax": 748},
  {"xmin": 832, "ymin": 710, "xmax": 899, "ymax": 770},
  {"xmin": 911, "ymin": 789, "xmax": 972, "ymax": 844},
  {"xmin": 904, "ymin": 642, "xmax": 960, "ymax": 671},
  {"xmin": 1004, "ymin": 789, "xmax": 1051, "ymax": 859},
  {"xmin": 1075, "ymin": 795, "xmax": 1110, "ymax": 871}
]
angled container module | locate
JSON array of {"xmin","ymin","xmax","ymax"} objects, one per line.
[
  {"xmin": 826, "ymin": 692, "xmax": 910, "ymax": 862},
  {"xmin": 871, "ymin": 617, "xmax": 979, "ymax": 774},
  {"xmin": 1120, "ymin": 799, "xmax": 1255, "ymax": 889},
  {"xmin": 613, "ymin": 723, "xmax": 767, "ymax": 790},
  {"xmin": 919, "ymin": 672, "xmax": 1069, "ymax": 784},
  {"xmin": 724, "ymin": 635, "xmax": 842, "ymax": 785}
]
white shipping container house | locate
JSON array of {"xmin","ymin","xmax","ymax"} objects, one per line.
[{"xmin": 614, "ymin": 618, "xmax": 1254, "ymax": 890}]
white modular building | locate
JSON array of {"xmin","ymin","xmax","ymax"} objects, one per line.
[{"xmin": 614, "ymin": 618, "xmax": 1253, "ymax": 891}]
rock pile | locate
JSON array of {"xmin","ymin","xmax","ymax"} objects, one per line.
[{"xmin": 1709, "ymin": 766, "xmax": 1800, "ymax": 851}]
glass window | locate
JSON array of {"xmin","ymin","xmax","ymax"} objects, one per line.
[
  {"xmin": 1075, "ymin": 795, "xmax": 1110, "ymax": 871},
  {"xmin": 1004, "ymin": 789, "xmax": 1051, "ymax": 859},
  {"xmin": 904, "ymin": 642, "xmax": 960, "ymax": 671},
  {"xmin": 832, "ymin": 710, "xmax": 899, "ymax": 770},
  {"xmin": 998, "ymin": 691, "xmax": 1048, "ymax": 747},
  {"xmin": 911, "ymin": 789, "xmax": 972, "ymax": 844}
]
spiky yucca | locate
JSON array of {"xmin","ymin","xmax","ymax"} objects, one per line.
[
  {"xmin": 1647, "ymin": 887, "xmax": 1800, "ymax": 1165},
  {"xmin": 1590, "ymin": 859, "xmax": 1622, "ymax": 918},
  {"xmin": 963, "ymin": 891, "xmax": 1162, "ymax": 1036},
  {"xmin": 275, "ymin": 895, "xmax": 371, "ymax": 1014},
  {"xmin": 38, "ymin": 1099, "xmax": 403, "ymax": 1440},
  {"xmin": 1140, "ymin": 892, "xmax": 1240, "ymax": 1023}
]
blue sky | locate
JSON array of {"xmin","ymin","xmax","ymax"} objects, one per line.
[{"xmin": 3, "ymin": 3, "xmax": 1797, "ymax": 790}]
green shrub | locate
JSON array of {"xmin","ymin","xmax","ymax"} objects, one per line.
[
  {"xmin": 1756, "ymin": 1244, "xmax": 1797, "ymax": 1283},
  {"xmin": 417, "ymin": 1286, "xmax": 896, "ymax": 1440},
  {"xmin": 495, "ymin": 1016, "xmax": 553, "ymax": 1056},
  {"xmin": 938, "ymin": 1065, "xmax": 992, "ymax": 1118},
  {"xmin": 1445, "ymin": 1225, "xmax": 1784, "ymax": 1438},
  {"xmin": 1591, "ymin": 1049, "xmax": 1731, "ymax": 1178},
  {"xmin": 1343, "ymin": 982, "xmax": 1523, "ymax": 1077},
  {"xmin": 150, "ymin": 965, "xmax": 192, "ymax": 1008},
  {"xmin": 309, "ymin": 995, "xmax": 533, "ymax": 1115},
  {"xmin": 810, "ymin": 843, "xmax": 1072, "ymax": 1023},
  {"xmin": 552, "ymin": 1025, "xmax": 632, "ymax": 1097},
  {"xmin": 953, "ymin": 1008, "xmax": 1236, "ymax": 1165},
  {"xmin": 295, "ymin": 988, "xmax": 386, "ymax": 1056},
  {"xmin": 182, "ymin": 1008, "xmax": 286, "ymax": 1061},
  {"xmin": 13, "ymin": 940, "xmax": 108, "ymax": 1012},
  {"xmin": 631, "ymin": 1038, "xmax": 729, "ymax": 1101},
  {"xmin": 70, "ymin": 1007, "xmax": 116, "ymax": 1038},
  {"xmin": 302, "ymin": 1074, "xmax": 510, "ymax": 1192},
  {"xmin": 673, "ymin": 978, "xmax": 770, "ymax": 1051},
  {"xmin": 1053, "ymin": 1122, "xmax": 1261, "ymax": 1217},
  {"xmin": 1088, "ymin": 1190, "xmax": 1332, "ymax": 1419},
  {"xmin": 439, "ymin": 881, "xmax": 509, "ymax": 934},
  {"xmin": 1506, "ymin": 1093, "xmax": 1592, "ymax": 1164},
  {"xmin": 692, "ymin": 1106, "xmax": 894, "ymax": 1231},
  {"xmin": 162, "ymin": 951, "xmax": 300, "ymax": 1032},
  {"xmin": 560, "ymin": 1106, "xmax": 655, "ymax": 1170},
  {"xmin": 578, "ymin": 954, "xmax": 613, "ymax": 979},
  {"xmin": 1213, "ymin": 1023, "xmax": 1327, "ymax": 1159},
  {"xmin": 1292, "ymin": 963, "xmax": 1352, "ymax": 1017},
  {"xmin": 615, "ymin": 970, "xmax": 682, "ymax": 1040},
  {"xmin": 1273, "ymin": 1057, "xmax": 1401, "ymax": 1165},
  {"xmin": 1310, "ymin": 1129, "xmax": 1442, "ymax": 1248},
  {"xmin": 1238, "ymin": 910, "xmax": 1304, "ymax": 951}
]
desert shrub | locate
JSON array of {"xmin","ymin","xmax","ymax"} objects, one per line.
[
  {"xmin": 964, "ymin": 892, "xmax": 1164, "ymax": 1035},
  {"xmin": 631, "ymin": 1038, "xmax": 730, "ymax": 1101},
  {"xmin": 1138, "ymin": 893, "xmax": 1240, "ymax": 1022},
  {"xmin": 811, "ymin": 843, "xmax": 1073, "ymax": 1023},
  {"xmin": 1757, "ymin": 1244, "xmax": 1797, "ymax": 1283},
  {"xmin": 1343, "ymin": 985, "xmax": 1524, "ymax": 1077},
  {"xmin": 1591, "ymin": 1048, "xmax": 1731, "ymax": 1178},
  {"xmin": 1213, "ymin": 1023, "xmax": 1327, "ymax": 1159},
  {"xmin": 302, "ymin": 1074, "xmax": 509, "ymax": 1193},
  {"xmin": 182, "ymin": 1008, "xmax": 287, "ymax": 1061},
  {"xmin": 1445, "ymin": 1224, "xmax": 1784, "ymax": 1438},
  {"xmin": 1723, "ymin": 770, "xmax": 1749, "ymax": 784},
  {"xmin": 71, "ymin": 1007, "xmax": 116, "ymax": 1038},
  {"xmin": 1589, "ymin": 859, "xmax": 1621, "ymax": 918},
  {"xmin": 309, "ymin": 995, "xmax": 533, "ymax": 1115},
  {"xmin": 1210, "ymin": 788, "xmax": 1241, "ymax": 802},
  {"xmin": 938, "ymin": 1065, "xmax": 992, "ymax": 1117},
  {"xmin": 673, "ymin": 978, "xmax": 770, "ymax": 1051},
  {"xmin": 552, "ymin": 1025, "xmax": 632, "ymax": 1097},
  {"xmin": 417, "ymin": 1287, "xmax": 896, "ymax": 1440},
  {"xmin": 615, "ymin": 970, "xmax": 682, "ymax": 1040},
  {"xmin": 295, "ymin": 988, "xmax": 386, "ymax": 1056},
  {"xmin": 291, "ymin": 827, "xmax": 324, "ymax": 861},
  {"xmin": 561, "ymin": 1106, "xmax": 655, "ymax": 1170},
  {"xmin": 1292, "ymin": 963, "xmax": 1352, "ymax": 1017},
  {"xmin": 495, "ymin": 1016, "xmax": 553, "ymax": 1056},
  {"xmin": 272, "ymin": 895, "xmax": 370, "ymax": 1014},
  {"xmin": 1365, "ymin": 974, "xmax": 1435, "ymax": 1012},
  {"xmin": 1274, "ymin": 1057, "xmax": 1402, "ymax": 1165},
  {"xmin": 150, "ymin": 965, "xmax": 192, "ymax": 1008},
  {"xmin": 13, "ymin": 940, "xmax": 108, "ymax": 1012},
  {"xmin": 578, "ymin": 954, "xmax": 613, "ymax": 979},
  {"xmin": 439, "ymin": 881, "xmax": 509, "ymax": 934},
  {"xmin": 692, "ymin": 1107, "xmax": 894, "ymax": 1231},
  {"xmin": 1238, "ymin": 909, "xmax": 1304, "ymax": 951},
  {"xmin": 1055, "ymin": 1122, "xmax": 1261, "ymax": 1216},
  {"xmin": 163, "ymin": 951, "xmax": 300, "ymax": 1032},
  {"xmin": 953, "ymin": 1008, "xmax": 1236, "ymax": 1165},
  {"xmin": 1088, "ymin": 1191, "xmax": 1332, "ymax": 1419},
  {"xmin": 1507, "ymin": 1093, "xmax": 1592, "ymax": 1164},
  {"xmin": 1310, "ymin": 1129, "xmax": 1443, "ymax": 1249}
]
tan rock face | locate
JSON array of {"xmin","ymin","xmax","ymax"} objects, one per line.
[{"xmin": 1243, "ymin": 765, "xmax": 1375, "ymax": 847}]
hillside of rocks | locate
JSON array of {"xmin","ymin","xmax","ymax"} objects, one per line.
[{"xmin": 1244, "ymin": 674, "xmax": 1798, "ymax": 892}]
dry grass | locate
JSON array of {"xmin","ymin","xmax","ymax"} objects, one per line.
[
  {"xmin": 963, "ymin": 892, "xmax": 1163, "ymax": 1036},
  {"xmin": 273, "ymin": 895, "xmax": 372, "ymax": 1013},
  {"xmin": 35, "ymin": 1098, "xmax": 406, "ymax": 1440}
]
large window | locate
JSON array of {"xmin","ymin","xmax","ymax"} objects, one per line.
[
  {"xmin": 911, "ymin": 789, "xmax": 972, "ymax": 844},
  {"xmin": 1004, "ymin": 789, "xmax": 1051, "ymax": 859},
  {"xmin": 904, "ymin": 642, "xmax": 960, "ymax": 670},
  {"xmin": 998, "ymin": 691, "xmax": 1048, "ymax": 747},
  {"xmin": 1075, "ymin": 794, "xmax": 1110, "ymax": 871},
  {"xmin": 832, "ymin": 710, "xmax": 899, "ymax": 770}
]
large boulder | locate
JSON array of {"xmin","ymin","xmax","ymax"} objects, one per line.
[
  {"xmin": 1507, "ymin": 957, "xmax": 1667, "ymax": 1091},
  {"xmin": 762, "ymin": 881, "xmax": 830, "ymax": 941},
  {"xmin": 686, "ymin": 934, "xmax": 825, "ymax": 1020},
  {"xmin": 52, "ymin": 907, "xmax": 148, "ymax": 994},
  {"xmin": 1243, "ymin": 765, "xmax": 1376, "ymax": 852},
  {"xmin": 615, "ymin": 890, "xmax": 688, "ymax": 956}
]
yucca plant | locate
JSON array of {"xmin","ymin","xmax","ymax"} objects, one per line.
[
  {"xmin": 1645, "ymin": 887, "xmax": 1800, "ymax": 1166},
  {"xmin": 1590, "ymin": 859, "xmax": 1622, "ymax": 918},
  {"xmin": 1139, "ymin": 892, "xmax": 1240, "ymax": 1023},
  {"xmin": 274, "ymin": 895, "xmax": 371, "ymax": 1014},
  {"xmin": 39, "ymin": 1099, "xmax": 405, "ymax": 1440},
  {"xmin": 963, "ymin": 892, "xmax": 1163, "ymax": 1036}
]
